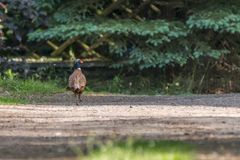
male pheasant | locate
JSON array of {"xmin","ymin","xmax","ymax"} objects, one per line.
[{"xmin": 68, "ymin": 59, "xmax": 87, "ymax": 105}]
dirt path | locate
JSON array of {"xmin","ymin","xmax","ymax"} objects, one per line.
[{"xmin": 0, "ymin": 93, "xmax": 240, "ymax": 159}]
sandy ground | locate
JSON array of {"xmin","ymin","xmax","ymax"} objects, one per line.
[{"xmin": 0, "ymin": 93, "xmax": 240, "ymax": 160}]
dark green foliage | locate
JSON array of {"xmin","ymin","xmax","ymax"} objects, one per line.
[
  {"xmin": 27, "ymin": 0, "xmax": 240, "ymax": 69},
  {"xmin": 29, "ymin": 20, "xmax": 187, "ymax": 40},
  {"xmin": 187, "ymin": 1, "xmax": 240, "ymax": 33},
  {"xmin": 0, "ymin": 0, "xmax": 47, "ymax": 53},
  {"xmin": 2, "ymin": 0, "xmax": 239, "ymax": 72}
]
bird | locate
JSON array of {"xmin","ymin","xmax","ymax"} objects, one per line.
[{"xmin": 67, "ymin": 59, "xmax": 87, "ymax": 105}]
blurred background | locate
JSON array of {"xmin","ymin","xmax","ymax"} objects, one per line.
[{"xmin": 0, "ymin": 0, "xmax": 240, "ymax": 96}]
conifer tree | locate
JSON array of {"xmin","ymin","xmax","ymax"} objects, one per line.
[{"xmin": 28, "ymin": 0, "xmax": 240, "ymax": 69}]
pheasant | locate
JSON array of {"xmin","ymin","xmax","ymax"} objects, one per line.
[{"xmin": 67, "ymin": 59, "xmax": 87, "ymax": 105}]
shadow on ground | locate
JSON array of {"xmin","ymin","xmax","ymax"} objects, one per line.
[{"xmin": 42, "ymin": 93, "xmax": 240, "ymax": 107}]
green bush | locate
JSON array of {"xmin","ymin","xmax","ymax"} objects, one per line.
[{"xmin": 27, "ymin": 0, "xmax": 240, "ymax": 70}]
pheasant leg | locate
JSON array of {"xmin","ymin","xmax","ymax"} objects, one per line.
[
  {"xmin": 75, "ymin": 94, "xmax": 79, "ymax": 105},
  {"xmin": 78, "ymin": 94, "xmax": 82, "ymax": 103}
]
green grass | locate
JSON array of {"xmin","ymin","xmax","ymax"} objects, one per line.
[
  {"xmin": 79, "ymin": 139, "xmax": 195, "ymax": 160},
  {"xmin": 86, "ymin": 78, "xmax": 158, "ymax": 95},
  {"xmin": 0, "ymin": 78, "xmax": 64, "ymax": 104},
  {"xmin": 0, "ymin": 74, "xmax": 195, "ymax": 104},
  {"xmin": 0, "ymin": 96, "xmax": 28, "ymax": 104},
  {"xmin": 0, "ymin": 79, "xmax": 64, "ymax": 95},
  {"xmin": 85, "ymin": 74, "xmax": 194, "ymax": 95}
]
